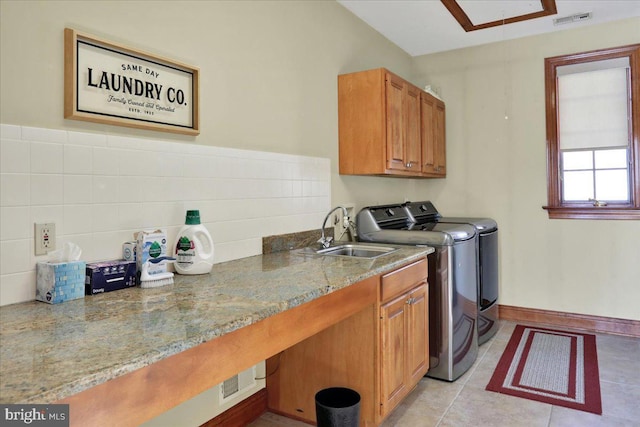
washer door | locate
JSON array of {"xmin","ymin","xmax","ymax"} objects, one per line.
[{"xmin": 479, "ymin": 230, "xmax": 499, "ymax": 309}]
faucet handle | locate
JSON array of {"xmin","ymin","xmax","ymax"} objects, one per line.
[{"xmin": 318, "ymin": 236, "xmax": 333, "ymax": 248}]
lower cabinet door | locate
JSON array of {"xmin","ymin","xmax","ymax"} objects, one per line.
[
  {"xmin": 407, "ymin": 283, "xmax": 429, "ymax": 385},
  {"xmin": 380, "ymin": 282, "xmax": 430, "ymax": 418},
  {"xmin": 380, "ymin": 293, "xmax": 408, "ymax": 416}
]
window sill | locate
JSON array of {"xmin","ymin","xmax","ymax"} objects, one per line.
[{"xmin": 543, "ymin": 206, "xmax": 640, "ymax": 220}]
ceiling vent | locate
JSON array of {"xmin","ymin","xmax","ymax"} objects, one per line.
[{"xmin": 553, "ymin": 12, "xmax": 592, "ymax": 26}]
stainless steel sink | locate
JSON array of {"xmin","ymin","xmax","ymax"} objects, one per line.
[{"xmin": 316, "ymin": 244, "xmax": 397, "ymax": 259}]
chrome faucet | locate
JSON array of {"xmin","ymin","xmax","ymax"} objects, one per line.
[{"xmin": 318, "ymin": 206, "xmax": 355, "ymax": 249}]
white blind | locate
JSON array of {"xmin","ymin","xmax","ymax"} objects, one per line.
[{"xmin": 558, "ymin": 60, "xmax": 630, "ymax": 150}]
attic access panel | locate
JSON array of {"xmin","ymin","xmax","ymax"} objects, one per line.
[{"xmin": 441, "ymin": 0, "xmax": 557, "ymax": 32}]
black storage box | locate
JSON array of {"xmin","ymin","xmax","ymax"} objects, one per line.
[{"xmin": 85, "ymin": 260, "xmax": 137, "ymax": 295}]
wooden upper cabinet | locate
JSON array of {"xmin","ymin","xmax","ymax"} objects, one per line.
[{"xmin": 338, "ymin": 67, "xmax": 445, "ymax": 178}]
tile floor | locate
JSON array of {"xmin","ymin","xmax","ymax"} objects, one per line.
[{"xmin": 248, "ymin": 320, "xmax": 640, "ymax": 427}]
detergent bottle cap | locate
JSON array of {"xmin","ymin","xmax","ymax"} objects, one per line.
[{"xmin": 185, "ymin": 210, "xmax": 201, "ymax": 225}]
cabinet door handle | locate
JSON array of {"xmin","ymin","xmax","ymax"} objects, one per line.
[
  {"xmin": 406, "ymin": 297, "xmax": 415, "ymax": 305},
  {"xmin": 405, "ymin": 162, "xmax": 413, "ymax": 168}
]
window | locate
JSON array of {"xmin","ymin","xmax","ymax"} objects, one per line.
[{"xmin": 544, "ymin": 44, "xmax": 640, "ymax": 219}]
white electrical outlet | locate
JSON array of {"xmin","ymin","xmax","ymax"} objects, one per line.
[
  {"xmin": 34, "ymin": 223, "xmax": 56, "ymax": 255},
  {"xmin": 333, "ymin": 203, "xmax": 356, "ymax": 242}
]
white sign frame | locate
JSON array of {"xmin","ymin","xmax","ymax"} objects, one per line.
[{"xmin": 64, "ymin": 28, "xmax": 200, "ymax": 135}]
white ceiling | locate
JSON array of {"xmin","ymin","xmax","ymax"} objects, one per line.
[{"xmin": 337, "ymin": 0, "xmax": 640, "ymax": 56}]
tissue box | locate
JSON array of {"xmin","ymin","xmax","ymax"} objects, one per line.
[
  {"xmin": 136, "ymin": 229, "xmax": 168, "ymax": 275},
  {"xmin": 85, "ymin": 259, "xmax": 137, "ymax": 295},
  {"xmin": 36, "ymin": 261, "xmax": 86, "ymax": 304}
]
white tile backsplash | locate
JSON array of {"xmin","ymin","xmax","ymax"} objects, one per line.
[
  {"xmin": 31, "ymin": 142, "xmax": 63, "ymax": 174},
  {"xmin": 0, "ymin": 124, "xmax": 331, "ymax": 306},
  {"xmin": 92, "ymin": 204, "xmax": 120, "ymax": 232},
  {"xmin": 0, "ymin": 139, "xmax": 30, "ymax": 173},
  {"xmin": 93, "ymin": 176, "xmax": 120, "ymax": 204},
  {"xmin": 92, "ymin": 147, "xmax": 120, "ymax": 175},
  {"xmin": 30, "ymin": 174, "xmax": 63, "ymax": 205},
  {"xmin": 0, "ymin": 239, "xmax": 31, "ymax": 275},
  {"xmin": 118, "ymin": 149, "xmax": 140, "ymax": 176},
  {"xmin": 214, "ymin": 239, "xmax": 263, "ymax": 264},
  {"xmin": 63, "ymin": 205, "xmax": 93, "ymax": 235},
  {"xmin": 0, "ymin": 207, "xmax": 30, "ymax": 240},
  {"xmin": 1, "ymin": 174, "xmax": 30, "ymax": 206},
  {"xmin": 67, "ymin": 130, "xmax": 108, "ymax": 147},
  {"xmin": 30, "ymin": 205, "xmax": 64, "ymax": 235},
  {"xmin": 64, "ymin": 144, "xmax": 93, "ymax": 174},
  {"xmin": 63, "ymin": 175, "xmax": 93, "ymax": 204},
  {"xmin": 0, "ymin": 124, "xmax": 21, "ymax": 140},
  {"xmin": 22, "ymin": 126, "xmax": 67, "ymax": 144},
  {"xmin": 0, "ymin": 272, "xmax": 36, "ymax": 306}
]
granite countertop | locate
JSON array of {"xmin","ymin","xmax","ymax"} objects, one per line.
[{"xmin": 0, "ymin": 245, "xmax": 432, "ymax": 404}]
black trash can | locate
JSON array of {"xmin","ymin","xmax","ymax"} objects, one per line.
[{"xmin": 315, "ymin": 387, "xmax": 361, "ymax": 427}]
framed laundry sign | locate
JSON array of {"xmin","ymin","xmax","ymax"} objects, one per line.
[{"xmin": 64, "ymin": 28, "xmax": 200, "ymax": 135}]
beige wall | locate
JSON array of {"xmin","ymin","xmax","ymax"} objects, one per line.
[
  {"xmin": 412, "ymin": 17, "xmax": 640, "ymax": 321},
  {"xmin": 1, "ymin": 1, "xmax": 638, "ymax": 321},
  {"xmin": 0, "ymin": 0, "xmax": 429, "ymax": 213}
]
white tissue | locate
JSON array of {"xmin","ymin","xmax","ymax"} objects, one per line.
[{"xmin": 48, "ymin": 242, "xmax": 82, "ymax": 263}]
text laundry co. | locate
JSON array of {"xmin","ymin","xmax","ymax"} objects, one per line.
[{"xmin": 86, "ymin": 68, "xmax": 186, "ymax": 105}]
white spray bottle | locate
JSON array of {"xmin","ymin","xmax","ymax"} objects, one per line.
[{"xmin": 174, "ymin": 210, "xmax": 214, "ymax": 275}]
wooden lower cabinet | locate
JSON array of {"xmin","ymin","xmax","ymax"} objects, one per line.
[
  {"xmin": 266, "ymin": 259, "xmax": 429, "ymax": 426},
  {"xmin": 380, "ymin": 264, "xmax": 429, "ymax": 418},
  {"xmin": 380, "ymin": 283, "xmax": 429, "ymax": 416}
]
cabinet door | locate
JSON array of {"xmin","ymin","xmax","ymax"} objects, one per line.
[
  {"xmin": 421, "ymin": 93, "xmax": 446, "ymax": 177},
  {"xmin": 420, "ymin": 93, "xmax": 437, "ymax": 174},
  {"xmin": 385, "ymin": 73, "xmax": 406, "ymax": 171},
  {"xmin": 407, "ymin": 283, "xmax": 429, "ymax": 386},
  {"xmin": 405, "ymin": 84, "xmax": 422, "ymax": 172},
  {"xmin": 380, "ymin": 293, "xmax": 408, "ymax": 415},
  {"xmin": 434, "ymin": 100, "xmax": 446, "ymax": 175}
]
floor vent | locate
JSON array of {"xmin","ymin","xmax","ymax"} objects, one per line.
[{"xmin": 554, "ymin": 12, "xmax": 592, "ymax": 26}]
